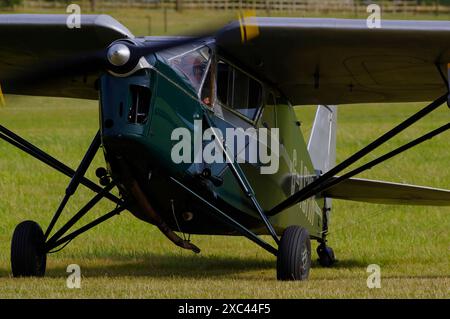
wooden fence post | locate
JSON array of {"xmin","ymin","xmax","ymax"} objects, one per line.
[
  {"xmin": 147, "ymin": 15, "xmax": 152, "ymax": 35},
  {"xmin": 90, "ymin": 0, "xmax": 96, "ymax": 12},
  {"xmin": 176, "ymin": 0, "xmax": 183, "ymax": 12},
  {"xmin": 164, "ymin": 6, "xmax": 168, "ymax": 33}
]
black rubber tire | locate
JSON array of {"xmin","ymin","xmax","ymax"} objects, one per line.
[
  {"xmin": 317, "ymin": 244, "xmax": 336, "ymax": 267},
  {"xmin": 11, "ymin": 220, "xmax": 46, "ymax": 277},
  {"xmin": 277, "ymin": 225, "xmax": 311, "ymax": 281}
]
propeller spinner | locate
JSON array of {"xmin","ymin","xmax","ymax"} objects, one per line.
[{"xmin": 106, "ymin": 43, "xmax": 131, "ymax": 67}]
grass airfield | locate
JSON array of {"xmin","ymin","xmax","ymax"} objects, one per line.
[{"xmin": 0, "ymin": 8, "xmax": 449, "ymax": 298}]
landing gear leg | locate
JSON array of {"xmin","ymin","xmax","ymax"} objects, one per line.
[
  {"xmin": 5, "ymin": 130, "xmax": 126, "ymax": 278},
  {"xmin": 317, "ymin": 198, "xmax": 336, "ymax": 267}
]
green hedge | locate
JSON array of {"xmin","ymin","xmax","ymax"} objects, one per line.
[
  {"xmin": 0, "ymin": 0, "xmax": 23, "ymax": 7},
  {"xmin": 357, "ymin": 0, "xmax": 450, "ymax": 5}
]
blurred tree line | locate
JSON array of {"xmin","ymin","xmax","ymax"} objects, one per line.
[
  {"xmin": 358, "ymin": 0, "xmax": 450, "ymax": 6},
  {"xmin": 0, "ymin": 0, "xmax": 22, "ymax": 8},
  {"xmin": 2, "ymin": 0, "xmax": 450, "ymax": 9},
  {"xmin": 0, "ymin": 0, "xmax": 97, "ymax": 8}
]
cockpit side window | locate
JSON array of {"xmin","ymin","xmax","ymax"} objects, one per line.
[
  {"xmin": 216, "ymin": 60, "xmax": 263, "ymax": 121},
  {"xmin": 217, "ymin": 61, "xmax": 230, "ymax": 105},
  {"xmin": 200, "ymin": 67, "xmax": 213, "ymax": 106}
]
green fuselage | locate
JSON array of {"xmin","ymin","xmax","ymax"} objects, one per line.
[{"xmin": 99, "ymin": 41, "xmax": 325, "ymax": 240}]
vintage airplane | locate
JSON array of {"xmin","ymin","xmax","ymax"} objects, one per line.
[{"xmin": 0, "ymin": 14, "xmax": 449, "ymax": 281}]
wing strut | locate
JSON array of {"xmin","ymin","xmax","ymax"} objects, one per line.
[
  {"xmin": 269, "ymin": 93, "xmax": 449, "ymax": 215},
  {"xmin": 319, "ymin": 123, "xmax": 449, "ymax": 197}
]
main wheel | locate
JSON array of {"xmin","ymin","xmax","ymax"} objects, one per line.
[
  {"xmin": 11, "ymin": 220, "xmax": 47, "ymax": 277},
  {"xmin": 277, "ymin": 225, "xmax": 311, "ymax": 281}
]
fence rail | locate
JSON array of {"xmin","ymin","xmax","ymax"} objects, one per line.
[{"xmin": 18, "ymin": 0, "xmax": 450, "ymax": 14}]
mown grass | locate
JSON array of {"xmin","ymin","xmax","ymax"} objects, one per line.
[
  {"xmin": 0, "ymin": 8, "xmax": 449, "ymax": 298},
  {"xmin": 0, "ymin": 95, "xmax": 448, "ymax": 299}
]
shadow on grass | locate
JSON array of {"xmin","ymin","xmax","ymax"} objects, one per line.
[
  {"xmin": 311, "ymin": 259, "xmax": 369, "ymax": 269},
  {"xmin": 1, "ymin": 254, "xmax": 447, "ymax": 280},
  {"xmin": 0, "ymin": 252, "xmax": 378, "ymax": 279},
  {"xmin": 0, "ymin": 253, "xmax": 275, "ymax": 279}
]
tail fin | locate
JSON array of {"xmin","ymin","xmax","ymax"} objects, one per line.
[{"xmin": 307, "ymin": 105, "xmax": 338, "ymax": 174}]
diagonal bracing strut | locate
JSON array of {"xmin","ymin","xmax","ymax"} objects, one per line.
[
  {"xmin": 203, "ymin": 113, "xmax": 281, "ymax": 245},
  {"xmin": 44, "ymin": 131, "xmax": 102, "ymax": 239},
  {"xmin": 170, "ymin": 177, "xmax": 278, "ymax": 255},
  {"xmin": 0, "ymin": 125, "xmax": 127, "ymax": 252},
  {"xmin": 0, "ymin": 125, "xmax": 120, "ymax": 205},
  {"xmin": 269, "ymin": 94, "xmax": 449, "ymax": 215},
  {"xmin": 318, "ymin": 122, "xmax": 449, "ymax": 199}
]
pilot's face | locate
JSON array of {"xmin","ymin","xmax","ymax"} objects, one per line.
[{"xmin": 193, "ymin": 63, "xmax": 204, "ymax": 81}]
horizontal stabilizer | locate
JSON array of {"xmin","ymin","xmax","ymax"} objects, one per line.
[{"xmin": 323, "ymin": 178, "xmax": 450, "ymax": 206}]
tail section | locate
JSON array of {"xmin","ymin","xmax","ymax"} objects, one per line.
[
  {"xmin": 307, "ymin": 105, "xmax": 338, "ymax": 237},
  {"xmin": 307, "ymin": 105, "xmax": 338, "ymax": 174}
]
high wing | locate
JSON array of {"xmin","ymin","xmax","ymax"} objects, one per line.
[
  {"xmin": 5, "ymin": 16, "xmax": 450, "ymax": 104},
  {"xmin": 216, "ymin": 18, "xmax": 450, "ymax": 105},
  {"xmin": 323, "ymin": 177, "xmax": 450, "ymax": 206},
  {"xmin": 0, "ymin": 14, "xmax": 133, "ymax": 99}
]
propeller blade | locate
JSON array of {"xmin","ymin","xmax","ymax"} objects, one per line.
[
  {"xmin": 1, "ymin": 10, "xmax": 260, "ymax": 94},
  {"xmin": 2, "ymin": 33, "xmax": 214, "ymax": 93}
]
